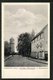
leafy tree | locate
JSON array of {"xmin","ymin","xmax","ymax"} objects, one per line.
[
  {"xmin": 17, "ymin": 32, "xmax": 31, "ymax": 56},
  {"xmin": 4, "ymin": 41, "xmax": 10, "ymax": 56},
  {"xmin": 31, "ymin": 29, "xmax": 35, "ymax": 40},
  {"xmin": 4, "ymin": 41, "xmax": 8, "ymax": 55}
]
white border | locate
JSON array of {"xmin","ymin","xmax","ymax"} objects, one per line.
[{"xmin": 2, "ymin": 3, "xmax": 50, "ymax": 78}]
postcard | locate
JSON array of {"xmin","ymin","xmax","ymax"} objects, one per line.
[{"xmin": 2, "ymin": 3, "xmax": 50, "ymax": 78}]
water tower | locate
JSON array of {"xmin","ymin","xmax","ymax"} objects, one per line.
[{"xmin": 10, "ymin": 37, "xmax": 15, "ymax": 54}]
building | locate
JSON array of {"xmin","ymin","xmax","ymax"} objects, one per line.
[
  {"xmin": 10, "ymin": 38, "xmax": 15, "ymax": 54},
  {"xmin": 31, "ymin": 24, "xmax": 48, "ymax": 61}
]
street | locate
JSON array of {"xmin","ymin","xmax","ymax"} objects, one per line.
[{"xmin": 5, "ymin": 55, "xmax": 48, "ymax": 67}]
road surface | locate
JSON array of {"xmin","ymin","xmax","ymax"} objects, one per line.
[{"xmin": 5, "ymin": 55, "xmax": 48, "ymax": 67}]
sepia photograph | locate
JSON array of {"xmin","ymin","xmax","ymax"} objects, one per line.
[{"xmin": 2, "ymin": 3, "xmax": 50, "ymax": 78}]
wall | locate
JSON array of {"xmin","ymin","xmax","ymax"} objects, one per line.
[{"xmin": 31, "ymin": 25, "xmax": 48, "ymax": 59}]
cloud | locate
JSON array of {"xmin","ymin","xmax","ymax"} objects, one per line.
[
  {"xmin": 4, "ymin": 8, "xmax": 48, "ymax": 51},
  {"xmin": 5, "ymin": 8, "xmax": 47, "ymax": 29}
]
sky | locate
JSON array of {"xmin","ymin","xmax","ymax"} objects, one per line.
[{"xmin": 3, "ymin": 3, "xmax": 49, "ymax": 52}]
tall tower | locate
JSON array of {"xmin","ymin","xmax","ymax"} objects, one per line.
[{"xmin": 10, "ymin": 38, "xmax": 14, "ymax": 54}]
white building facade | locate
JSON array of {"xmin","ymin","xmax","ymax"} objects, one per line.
[
  {"xmin": 10, "ymin": 38, "xmax": 15, "ymax": 53},
  {"xmin": 31, "ymin": 24, "xmax": 48, "ymax": 60}
]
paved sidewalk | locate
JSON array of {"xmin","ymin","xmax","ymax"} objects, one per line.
[
  {"xmin": 27, "ymin": 57, "xmax": 48, "ymax": 64},
  {"xmin": 4, "ymin": 55, "xmax": 12, "ymax": 61}
]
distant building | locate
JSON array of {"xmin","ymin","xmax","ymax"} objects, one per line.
[
  {"xmin": 31, "ymin": 24, "xmax": 48, "ymax": 60},
  {"xmin": 10, "ymin": 38, "xmax": 15, "ymax": 54}
]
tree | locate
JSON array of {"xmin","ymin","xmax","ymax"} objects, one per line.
[
  {"xmin": 4, "ymin": 41, "xmax": 10, "ymax": 56},
  {"xmin": 31, "ymin": 29, "xmax": 35, "ymax": 40},
  {"xmin": 17, "ymin": 32, "xmax": 31, "ymax": 56}
]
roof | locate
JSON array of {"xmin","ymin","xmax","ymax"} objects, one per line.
[{"xmin": 31, "ymin": 24, "xmax": 48, "ymax": 41}]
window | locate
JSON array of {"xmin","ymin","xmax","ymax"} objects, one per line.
[
  {"xmin": 34, "ymin": 39, "xmax": 35, "ymax": 43},
  {"xmin": 38, "ymin": 35, "xmax": 40, "ymax": 40},
  {"xmin": 36, "ymin": 44, "xmax": 39, "ymax": 48},
  {"xmin": 40, "ymin": 53, "xmax": 42, "ymax": 57},
  {"xmin": 35, "ymin": 39, "xmax": 36, "ymax": 42},
  {"xmin": 41, "ymin": 33, "xmax": 43, "ymax": 39},
  {"xmin": 40, "ymin": 34, "xmax": 41, "ymax": 39},
  {"xmin": 37, "ymin": 37, "xmax": 38, "ymax": 41},
  {"xmin": 33, "ymin": 40, "xmax": 34, "ymax": 43},
  {"xmin": 40, "ymin": 42, "xmax": 42, "ymax": 48},
  {"xmin": 35, "ymin": 38, "xmax": 37, "ymax": 41}
]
